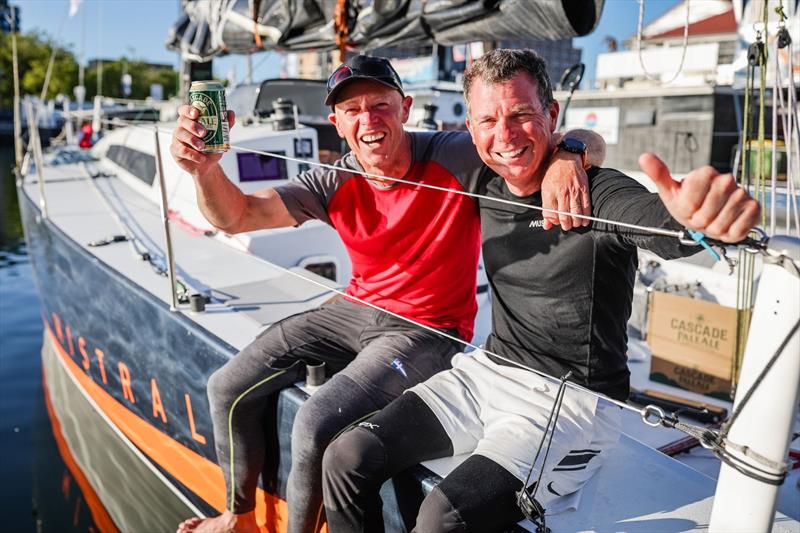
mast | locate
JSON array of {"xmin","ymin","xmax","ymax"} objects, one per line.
[
  {"xmin": 79, "ymin": 2, "xmax": 85, "ymax": 89},
  {"xmin": 11, "ymin": 5, "xmax": 23, "ymax": 172},
  {"xmin": 708, "ymin": 237, "xmax": 800, "ymax": 531},
  {"xmin": 96, "ymin": 0, "xmax": 102, "ymax": 96}
]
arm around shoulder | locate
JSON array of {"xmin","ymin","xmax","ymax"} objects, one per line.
[{"xmin": 564, "ymin": 128, "xmax": 606, "ymax": 168}]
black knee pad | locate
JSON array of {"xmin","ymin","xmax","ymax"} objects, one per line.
[
  {"xmin": 424, "ymin": 455, "xmax": 524, "ymax": 532},
  {"xmin": 324, "ymin": 427, "xmax": 387, "ymax": 482},
  {"xmin": 323, "ymin": 427, "xmax": 389, "ymax": 512},
  {"xmin": 413, "ymin": 487, "xmax": 466, "ymax": 533}
]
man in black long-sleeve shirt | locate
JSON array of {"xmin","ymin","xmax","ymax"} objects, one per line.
[{"xmin": 321, "ymin": 49, "xmax": 760, "ymax": 533}]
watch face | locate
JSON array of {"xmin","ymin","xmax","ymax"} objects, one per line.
[{"xmin": 560, "ymin": 138, "xmax": 586, "ymax": 153}]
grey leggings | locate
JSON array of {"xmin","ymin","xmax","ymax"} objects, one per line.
[{"xmin": 206, "ymin": 298, "xmax": 460, "ymax": 533}]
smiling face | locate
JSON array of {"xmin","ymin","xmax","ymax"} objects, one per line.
[
  {"xmin": 328, "ymin": 79, "xmax": 413, "ymax": 178},
  {"xmin": 466, "ymin": 72, "xmax": 560, "ymax": 196}
]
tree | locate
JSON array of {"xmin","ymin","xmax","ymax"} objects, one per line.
[
  {"xmin": 0, "ymin": 30, "xmax": 79, "ymax": 108},
  {"xmin": 0, "ymin": 31, "xmax": 179, "ymax": 107},
  {"xmin": 84, "ymin": 58, "xmax": 179, "ymax": 100}
]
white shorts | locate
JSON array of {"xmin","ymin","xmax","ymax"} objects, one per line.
[{"xmin": 409, "ymin": 349, "xmax": 622, "ymax": 514}]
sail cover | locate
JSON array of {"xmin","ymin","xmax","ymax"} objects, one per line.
[{"xmin": 167, "ymin": 0, "xmax": 605, "ymax": 62}]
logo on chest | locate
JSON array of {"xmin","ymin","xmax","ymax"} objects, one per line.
[{"xmin": 528, "ymin": 219, "xmax": 545, "ymax": 229}]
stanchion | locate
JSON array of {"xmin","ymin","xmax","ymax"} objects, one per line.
[{"xmin": 153, "ymin": 126, "xmax": 179, "ymax": 311}]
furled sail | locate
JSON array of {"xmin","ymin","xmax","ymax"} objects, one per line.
[{"xmin": 167, "ymin": 0, "xmax": 605, "ymax": 62}]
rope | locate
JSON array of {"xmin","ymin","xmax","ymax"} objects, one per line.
[
  {"xmin": 756, "ymin": 5, "xmax": 768, "ymax": 227},
  {"xmin": 334, "ymin": 0, "xmax": 350, "ymax": 62},
  {"xmin": 720, "ymin": 316, "xmax": 800, "ymax": 439},
  {"xmin": 771, "ymin": 34, "xmax": 779, "ymax": 235},
  {"xmin": 732, "ymin": 31, "xmax": 765, "ymax": 395},
  {"xmin": 516, "ymin": 372, "xmax": 572, "ymax": 533},
  {"xmin": 636, "ymin": 0, "xmax": 690, "ymax": 84},
  {"xmin": 79, "ymin": 157, "xmax": 192, "ymax": 302},
  {"xmin": 251, "ymin": 0, "xmax": 263, "ymax": 50},
  {"xmin": 773, "ymin": 5, "xmax": 800, "ymax": 236},
  {"xmin": 233, "ymin": 145, "xmax": 688, "ymax": 238}
]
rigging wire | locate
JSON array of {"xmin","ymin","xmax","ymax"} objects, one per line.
[
  {"xmin": 773, "ymin": 1, "xmax": 800, "ymax": 236},
  {"xmin": 20, "ymin": 3, "xmax": 73, "ymax": 168},
  {"xmin": 721, "ymin": 316, "xmax": 800, "ymax": 439},
  {"xmin": 38, "ymin": 3, "xmax": 72, "ymax": 102},
  {"xmin": 78, "ymin": 155, "xmax": 191, "ymax": 302},
  {"xmin": 771, "ymin": 28, "xmax": 780, "ymax": 235},
  {"xmin": 98, "ymin": 117, "xmax": 722, "ymax": 244},
  {"xmin": 517, "ymin": 372, "xmax": 571, "ymax": 533},
  {"xmin": 65, "ymin": 114, "xmax": 798, "ymax": 486},
  {"xmin": 732, "ymin": 28, "xmax": 766, "ymax": 394},
  {"xmin": 94, "ymin": 116, "xmax": 797, "ymax": 437},
  {"xmin": 636, "ymin": 0, "xmax": 691, "ymax": 84}
]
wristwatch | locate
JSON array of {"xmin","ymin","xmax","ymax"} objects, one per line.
[{"xmin": 557, "ymin": 137, "xmax": 590, "ymax": 170}]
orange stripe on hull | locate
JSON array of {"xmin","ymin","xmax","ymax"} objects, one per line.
[{"xmin": 44, "ymin": 324, "xmax": 293, "ymax": 532}]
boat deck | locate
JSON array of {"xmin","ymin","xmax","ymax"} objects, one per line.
[{"xmin": 21, "ymin": 160, "xmax": 799, "ymax": 532}]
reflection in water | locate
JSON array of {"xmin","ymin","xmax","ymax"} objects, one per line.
[
  {"xmin": 34, "ymin": 384, "xmax": 109, "ymax": 533},
  {"xmin": 2, "ymin": 153, "xmax": 109, "ymax": 531}
]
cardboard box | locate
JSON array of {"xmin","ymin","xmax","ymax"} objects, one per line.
[{"xmin": 646, "ymin": 291, "xmax": 739, "ymax": 401}]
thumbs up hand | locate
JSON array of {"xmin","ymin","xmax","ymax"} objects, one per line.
[{"xmin": 638, "ymin": 153, "xmax": 760, "ymax": 243}]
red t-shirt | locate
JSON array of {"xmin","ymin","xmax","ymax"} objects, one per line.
[{"xmin": 277, "ymin": 131, "xmax": 487, "ymax": 341}]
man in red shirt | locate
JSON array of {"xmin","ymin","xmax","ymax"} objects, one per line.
[{"xmin": 171, "ymin": 55, "xmax": 595, "ymax": 533}]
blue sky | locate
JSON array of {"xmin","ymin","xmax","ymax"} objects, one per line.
[{"xmin": 19, "ymin": 0, "xmax": 679, "ymax": 88}]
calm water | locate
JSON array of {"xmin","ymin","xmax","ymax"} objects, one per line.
[{"xmin": 1, "ymin": 145, "xmax": 101, "ymax": 532}]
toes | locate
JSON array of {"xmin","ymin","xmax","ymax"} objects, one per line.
[{"xmin": 177, "ymin": 517, "xmax": 203, "ymax": 533}]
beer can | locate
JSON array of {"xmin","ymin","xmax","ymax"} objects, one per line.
[{"xmin": 188, "ymin": 81, "xmax": 230, "ymax": 153}]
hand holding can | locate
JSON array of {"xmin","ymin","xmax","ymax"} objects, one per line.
[
  {"xmin": 188, "ymin": 80, "xmax": 230, "ymax": 153},
  {"xmin": 170, "ymin": 103, "xmax": 235, "ymax": 176}
]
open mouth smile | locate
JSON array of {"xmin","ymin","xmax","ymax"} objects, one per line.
[
  {"xmin": 494, "ymin": 146, "xmax": 529, "ymax": 161},
  {"xmin": 361, "ymin": 133, "xmax": 386, "ymax": 145}
]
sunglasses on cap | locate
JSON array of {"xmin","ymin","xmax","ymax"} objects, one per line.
[{"xmin": 325, "ymin": 56, "xmax": 404, "ymax": 106}]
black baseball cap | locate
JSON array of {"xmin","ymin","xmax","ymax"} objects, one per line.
[{"xmin": 325, "ymin": 55, "xmax": 404, "ymax": 106}]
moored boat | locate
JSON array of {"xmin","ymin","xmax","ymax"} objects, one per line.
[{"xmin": 13, "ymin": 0, "xmax": 800, "ymax": 531}]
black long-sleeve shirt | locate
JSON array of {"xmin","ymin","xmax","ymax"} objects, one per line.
[{"xmin": 479, "ymin": 167, "xmax": 699, "ymax": 401}]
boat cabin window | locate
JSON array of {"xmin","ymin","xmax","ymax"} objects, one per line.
[
  {"xmin": 106, "ymin": 145, "xmax": 156, "ymax": 186},
  {"xmin": 237, "ymin": 152, "xmax": 288, "ymax": 182}
]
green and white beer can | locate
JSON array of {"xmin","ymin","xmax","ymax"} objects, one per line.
[{"xmin": 188, "ymin": 80, "xmax": 230, "ymax": 153}]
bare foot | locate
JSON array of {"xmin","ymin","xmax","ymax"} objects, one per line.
[
  {"xmin": 177, "ymin": 517, "xmax": 203, "ymax": 533},
  {"xmin": 176, "ymin": 511, "xmax": 260, "ymax": 533}
]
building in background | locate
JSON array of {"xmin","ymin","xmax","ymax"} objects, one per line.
[
  {"xmin": 561, "ymin": 0, "xmax": 799, "ymax": 175},
  {"xmin": 595, "ymin": 0, "xmax": 737, "ymax": 90}
]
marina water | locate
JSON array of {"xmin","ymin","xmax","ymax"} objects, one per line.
[{"xmin": 1, "ymin": 145, "xmax": 98, "ymax": 532}]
